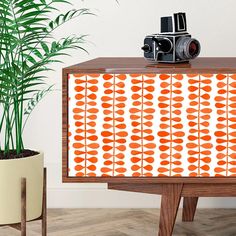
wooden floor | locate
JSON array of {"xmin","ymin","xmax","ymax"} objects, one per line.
[{"xmin": 1, "ymin": 209, "xmax": 236, "ymax": 236}]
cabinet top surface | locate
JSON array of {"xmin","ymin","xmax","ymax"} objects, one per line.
[{"xmin": 64, "ymin": 57, "xmax": 236, "ymax": 74}]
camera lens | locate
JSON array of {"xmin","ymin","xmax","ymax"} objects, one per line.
[
  {"xmin": 176, "ymin": 37, "xmax": 201, "ymax": 60},
  {"xmin": 189, "ymin": 41, "xmax": 198, "ymax": 56}
]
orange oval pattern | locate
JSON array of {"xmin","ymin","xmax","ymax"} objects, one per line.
[
  {"xmin": 101, "ymin": 74, "xmax": 128, "ymax": 176},
  {"xmin": 187, "ymin": 74, "xmax": 213, "ymax": 177},
  {"xmin": 129, "ymin": 74, "xmax": 156, "ymax": 177},
  {"xmin": 68, "ymin": 74, "xmax": 236, "ymax": 177},
  {"xmin": 214, "ymin": 74, "xmax": 236, "ymax": 176},
  {"xmin": 157, "ymin": 74, "xmax": 184, "ymax": 177},
  {"xmin": 69, "ymin": 74, "xmax": 99, "ymax": 177}
]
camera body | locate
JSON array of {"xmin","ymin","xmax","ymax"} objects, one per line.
[{"xmin": 142, "ymin": 13, "xmax": 201, "ymax": 63}]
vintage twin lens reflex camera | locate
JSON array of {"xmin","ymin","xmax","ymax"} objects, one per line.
[{"xmin": 142, "ymin": 12, "xmax": 201, "ymax": 63}]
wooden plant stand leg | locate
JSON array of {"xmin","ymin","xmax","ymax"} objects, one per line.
[
  {"xmin": 42, "ymin": 168, "xmax": 47, "ymax": 236},
  {"xmin": 182, "ymin": 197, "xmax": 198, "ymax": 222},
  {"xmin": 1, "ymin": 168, "xmax": 47, "ymax": 236},
  {"xmin": 158, "ymin": 184, "xmax": 183, "ymax": 236},
  {"xmin": 21, "ymin": 178, "xmax": 27, "ymax": 236}
]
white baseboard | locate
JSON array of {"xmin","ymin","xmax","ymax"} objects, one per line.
[
  {"xmin": 48, "ymin": 188, "xmax": 160, "ymax": 208},
  {"xmin": 46, "ymin": 162, "xmax": 236, "ymax": 208},
  {"xmin": 47, "ymin": 188, "xmax": 236, "ymax": 208}
]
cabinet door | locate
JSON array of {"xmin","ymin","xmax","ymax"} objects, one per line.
[{"xmin": 65, "ymin": 73, "xmax": 236, "ymax": 179}]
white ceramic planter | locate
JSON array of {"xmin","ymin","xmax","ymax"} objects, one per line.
[{"xmin": 0, "ymin": 152, "xmax": 44, "ymax": 224}]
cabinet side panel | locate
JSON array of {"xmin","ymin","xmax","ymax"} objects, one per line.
[{"xmin": 62, "ymin": 70, "xmax": 69, "ymax": 180}]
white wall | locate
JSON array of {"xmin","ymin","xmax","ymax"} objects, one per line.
[{"xmin": 24, "ymin": 0, "xmax": 236, "ymax": 208}]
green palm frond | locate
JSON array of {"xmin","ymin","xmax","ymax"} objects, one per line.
[
  {"xmin": 0, "ymin": 0, "xmax": 93, "ymax": 156},
  {"xmin": 47, "ymin": 9, "xmax": 93, "ymax": 33},
  {"xmin": 23, "ymin": 84, "xmax": 54, "ymax": 130},
  {"xmin": 24, "ymin": 85, "xmax": 53, "ymax": 116}
]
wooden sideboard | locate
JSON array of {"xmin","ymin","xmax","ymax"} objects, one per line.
[{"xmin": 63, "ymin": 58, "xmax": 236, "ymax": 236}]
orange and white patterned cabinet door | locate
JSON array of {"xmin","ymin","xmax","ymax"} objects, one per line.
[{"xmin": 68, "ymin": 73, "xmax": 236, "ymax": 177}]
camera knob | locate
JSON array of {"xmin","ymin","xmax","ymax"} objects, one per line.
[{"xmin": 142, "ymin": 44, "xmax": 151, "ymax": 53}]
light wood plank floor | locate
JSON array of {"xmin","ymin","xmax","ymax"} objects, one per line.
[{"xmin": 0, "ymin": 209, "xmax": 236, "ymax": 236}]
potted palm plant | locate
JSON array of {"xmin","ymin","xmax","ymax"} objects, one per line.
[{"xmin": 0, "ymin": 0, "xmax": 90, "ymax": 224}]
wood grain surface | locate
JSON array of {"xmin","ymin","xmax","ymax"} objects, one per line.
[
  {"xmin": 21, "ymin": 178, "xmax": 26, "ymax": 236},
  {"xmin": 63, "ymin": 57, "xmax": 236, "ymax": 74},
  {"xmin": 182, "ymin": 197, "xmax": 198, "ymax": 222},
  {"xmin": 108, "ymin": 183, "xmax": 236, "ymax": 197},
  {"xmin": 1, "ymin": 209, "xmax": 236, "ymax": 236},
  {"xmin": 108, "ymin": 182, "xmax": 236, "ymax": 235},
  {"xmin": 158, "ymin": 184, "xmax": 183, "ymax": 236},
  {"xmin": 42, "ymin": 168, "xmax": 47, "ymax": 236}
]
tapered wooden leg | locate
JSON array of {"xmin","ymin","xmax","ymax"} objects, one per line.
[
  {"xmin": 158, "ymin": 184, "xmax": 183, "ymax": 236},
  {"xmin": 21, "ymin": 178, "xmax": 26, "ymax": 236},
  {"xmin": 42, "ymin": 168, "xmax": 47, "ymax": 236},
  {"xmin": 182, "ymin": 197, "xmax": 198, "ymax": 222}
]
